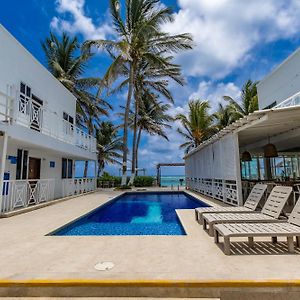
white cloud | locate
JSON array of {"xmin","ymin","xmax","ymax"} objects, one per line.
[
  {"xmin": 50, "ymin": 0, "xmax": 112, "ymax": 39},
  {"xmin": 190, "ymin": 80, "xmax": 241, "ymax": 111},
  {"xmin": 163, "ymin": 0, "xmax": 300, "ymax": 79}
]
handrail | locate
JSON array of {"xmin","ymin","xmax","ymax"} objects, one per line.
[
  {"xmin": 0, "ymin": 86, "xmax": 97, "ymax": 153},
  {"xmin": 275, "ymin": 90, "xmax": 300, "ymax": 108}
]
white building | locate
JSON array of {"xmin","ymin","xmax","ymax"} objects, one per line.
[
  {"xmin": 185, "ymin": 47, "xmax": 300, "ymax": 206},
  {"xmin": 0, "ymin": 25, "xmax": 97, "ymax": 214}
]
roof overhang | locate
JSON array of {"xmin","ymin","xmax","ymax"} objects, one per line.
[{"xmin": 185, "ymin": 105, "xmax": 300, "ymax": 159}]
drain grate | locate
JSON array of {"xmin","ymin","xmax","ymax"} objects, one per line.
[{"xmin": 94, "ymin": 261, "xmax": 114, "ymax": 271}]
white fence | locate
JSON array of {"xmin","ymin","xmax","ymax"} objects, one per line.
[
  {"xmin": 0, "ymin": 86, "xmax": 97, "ymax": 153},
  {"xmin": 186, "ymin": 177, "xmax": 238, "ymax": 206},
  {"xmin": 62, "ymin": 178, "xmax": 96, "ymax": 198},
  {"xmin": 1, "ymin": 179, "xmax": 55, "ymax": 213},
  {"xmin": 1, "ymin": 178, "xmax": 96, "ymax": 213}
]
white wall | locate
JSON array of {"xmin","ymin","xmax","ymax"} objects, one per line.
[
  {"xmin": 0, "ymin": 139, "xmax": 82, "ymax": 198},
  {"xmin": 258, "ymin": 47, "xmax": 300, "ymax": 109},
  {"xmin": 0, "ymin": 25, "xmax": 76, "ymax": 126}
]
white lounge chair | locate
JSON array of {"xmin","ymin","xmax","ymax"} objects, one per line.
[
  {"xmin": 195, "ymin": 184, "xmax": 268, "ymax": 225},
  {"xmin": 202, "ymin": 186, "xmax": 292, "ymax": 236},
  {"xmin": 214, "ymin": 195, "xmax": 300, "ymax": 255}
]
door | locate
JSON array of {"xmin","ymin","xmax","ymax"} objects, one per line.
[
  {"xmin": 28, "ymin": 157, "xmax": 41, "ymax": 180},
  {"xmin": 28, "ymin": 157, "xmax": 41, "ymax": 205}
]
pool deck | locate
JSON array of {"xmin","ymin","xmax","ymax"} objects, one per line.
[{"xmin": 1, "ymin": 188, "xmax": 300, "ymax": 297}]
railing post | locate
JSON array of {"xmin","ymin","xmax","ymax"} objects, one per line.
[{"xmin": 0, "ymin": 132, "xmax": 8, "ymax": 212}]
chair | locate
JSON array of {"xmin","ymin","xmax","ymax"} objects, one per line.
[
  {"xmin": 195, "ymin": 184, "xmax": 268, "ymax": 225},
  {"xmin": 202, "ymin": 186, "xmax": 292, "ymax": 236},
  {"xmin": 214, "ymin": 195, "xmax": 300, "ymax": 255}
]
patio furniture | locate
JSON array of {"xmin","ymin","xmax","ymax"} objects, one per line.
[
  {"xmin": 195, "ymin": 184, "xmax": 268, "ymax": 225},
  {"xmin": 202, "ymin": 186, "xmax": 292, "ymax": 236},
  {"xmin": 214, "ymin": 195, "xmax": 300, "ymax": 255}
]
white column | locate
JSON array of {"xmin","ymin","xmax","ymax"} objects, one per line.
[
  {"xmin": 0, "ymin": 132, "xmax": 8, "ymax": 211},
  {"xmin": 233, "ymin": 133, "xmax": 243, "ymax": 206},
  {"xmin": 94, "ymin": 160, "xmax": 97, "ymax": 190}
]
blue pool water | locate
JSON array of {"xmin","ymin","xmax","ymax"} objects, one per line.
[{"xmin": 53, "ymin": 192, "xmax": 209, "ymax": 236}]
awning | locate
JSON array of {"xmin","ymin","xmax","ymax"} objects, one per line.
[{"xmin": 185, "ymin": 105, "xmax": 300, "ymax": 158}]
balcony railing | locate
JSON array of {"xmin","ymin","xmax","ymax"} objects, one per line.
[
  {"xmin": 0, "ymin": 86, "xmax": 97, "ymax": 153},
  {"xmin": 1, "ymin": 178, "xmax": 96, "ymax": 213},
  {"xmin": 62, "ymin": 178, "xmax": 96, "ymax": 198},
  {"xmin": 275, "ymin": 91, "xmax": 300, "ymax": 109}
]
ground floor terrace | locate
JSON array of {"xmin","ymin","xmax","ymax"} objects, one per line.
[
  {"xmin": 1, "ymin": 189, "xmax": 300, "ymax": 298},
  {"xmin": 0, "ymin": 128, "xmax": 96, "ymax": 214}
]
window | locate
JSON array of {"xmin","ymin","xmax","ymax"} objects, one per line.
[
  {"xmin": 19, "ymin": 82, "xmax": 31, "ymax": 114},
  {"xmin": 16, "ymin": 149, "xmax": 28, "ymax": 180},
  {"xmin": 63, "ymin": 112, "xmax": 74, "ymax": 124},
  {"xmin": 63, "ymin": 112, "xmax": 74, "ymax": 135},
  {"xmin": 62, "ymin": 158, "xmax": 73, "ymax": 179}
]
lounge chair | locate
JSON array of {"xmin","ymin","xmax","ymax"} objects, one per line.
[
  {"xmin": 202, "ymin": 186, "xmax": 292, "ymax": 236},
  {"xmin": 214, "ymin": 195, "xmax": 300, "ymax": 255},
  {"xmin": 195, "ymin": 184, "xmax": 268, "ymax": 225}
]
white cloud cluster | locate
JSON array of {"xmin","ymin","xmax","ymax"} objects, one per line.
[
  {"xmin": 163, "ymin": 0, "xmax": 300, "ymax": 79},
  {"xmin": 50, "ymin": 0, "xmax": 112, "ymax": 39},
  {"xmin": 190, "ymin": 80, "xmax": 241, "ymax": 111}
]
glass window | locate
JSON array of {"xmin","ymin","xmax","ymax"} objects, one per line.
[
  {"xmin": 68, "ymin": 159, "xmax": 73, "ymax": 179},
  {"xmin": 62, "ymin": 158, "xmax": 73, "ymax": 179},
  {"xmin": 62, "ymin": 158, "xmax": 67, "ymax": 179}
]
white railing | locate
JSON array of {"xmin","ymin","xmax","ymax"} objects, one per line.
[
  {"xmin": 1, "ymin": 179, "xmax": 55, "ymax": 213},
  {"xmin": 0, "ymin": 86, "xmax": 97, "ymax": 153},
  {"xmin": 62, "ymin": 178, "xmax": 96, "ymax": 198},
  {"xmin": 186, "ymin": 177, "xmax": 239, "ymax": 206},
  {"xmin": 275, "ymin": 90, "xmax": 300, "ymax": 109},
  {"xmin": 1, "ymin": 177, "xmax": 96, "ymax": 213},
  {"xmin": 0, "ymin": 88, "xmax": 14, "ymax": 123}
]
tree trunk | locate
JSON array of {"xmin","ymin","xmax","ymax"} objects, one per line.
[
  {"xmin": 121, "ymin": 62, "xmax": 135, "ymax": 186},
  {"xmin": 97, "ymin": 161, "xmax": 101, "ymax": 177},
  {"xmin": 135, "ymin": 127, "xmax": 142, "ymax": 176},
  {"xmin": 128, "ymin": 90, "xmax": 139, "ymax": 185}
]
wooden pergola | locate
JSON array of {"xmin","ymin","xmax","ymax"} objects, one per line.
[{"xmin": 156, "ymin": 163, "xmax": 185, "ymax": 187}]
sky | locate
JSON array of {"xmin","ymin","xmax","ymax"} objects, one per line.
[{"xmin": 1, "ymin": 0, "xmax": 300, "ymax": 176}]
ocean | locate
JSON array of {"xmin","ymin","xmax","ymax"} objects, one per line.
[{"xmin": 160, "ymin": 175, "xmax": 186, "ymax": 187}]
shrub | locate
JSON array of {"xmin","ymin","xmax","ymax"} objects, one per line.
[
  {"xmin": 133, "ymin": 176, "xmax": 154, "ymax": 187},
  {"xmin": 97, "ymin": 172, "xmax": 121, "ymax": 187}
]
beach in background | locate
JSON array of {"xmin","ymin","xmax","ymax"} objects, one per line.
[{"xmin": 160, "ymin": 175, "xmax": 186, "ymax": 187}]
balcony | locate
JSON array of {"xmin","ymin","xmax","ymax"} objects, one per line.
[{"xmin": 0, "ymin": 86, "xmax": 97, "ymax": 153}]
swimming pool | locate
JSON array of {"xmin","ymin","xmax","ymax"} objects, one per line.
[{"xmin": 52, "ymin": 192, "xmax": 209, "ymax": 236}]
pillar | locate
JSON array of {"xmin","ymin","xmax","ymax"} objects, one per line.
[{"xmin": 0, "ymin": 132, "xmax": 8, "ymax": 211}]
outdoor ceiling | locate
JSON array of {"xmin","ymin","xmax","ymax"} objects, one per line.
[{"xmin": 238, "ymin": 106, "xmax": 300, "ymax": 153}]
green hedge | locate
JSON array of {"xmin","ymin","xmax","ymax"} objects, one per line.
[
  {"xmin": 97, "ymin": 172, "xmax": 121, "ymax": 187},
  {"xmin": 97, "ymin": 173, "xmax": 154, "ymax": 188},
  {"xmin": 133, "ymin": 176, "xmax": 154, "ymax": 187}
]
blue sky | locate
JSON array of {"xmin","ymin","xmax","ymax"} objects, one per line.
[{"xmin": 1, "ymin": 0, "xmax": 300, "ymax": 176}]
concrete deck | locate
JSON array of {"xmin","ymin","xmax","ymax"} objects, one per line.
[{"xmin": 0, "ymin": 189, "xmax": 300, "ymax": 297}]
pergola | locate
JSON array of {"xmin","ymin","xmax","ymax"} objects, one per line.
[{"xmin": 156, "ymin": 163, "xmax": 185, "ymax": 187}]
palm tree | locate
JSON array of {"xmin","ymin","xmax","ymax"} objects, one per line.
[
  {"xmin": 96, "ymin": 121, "xmax": 123, "ymax": 177},
  {"xmin": 223, "ymin": 79, "xmax": 258, "ymax": 121},
  {"xmin": 42, "ymin": 32, "xmax": 103, "ymax": 119},
  {"xmin": 176, "ymin": 100, "xmax": 216, "ymax": 153},
  {"xmin": 83, "ymin": 0, "xmax": 193, "ymax": 185},
  {"xmin": 213, "ymin": 103, "xmax": 235, "ymax": 130},
  {"xmin": 79, "ymin": 100, "xmax": 112, "ymax": 177},
  {"xmin": 133, "ymin": 92, "xmax": 173, "ymax": 173},
  {"xmin": 42, "ymin": 32, "xmax": 112, "ymax": 177}
]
